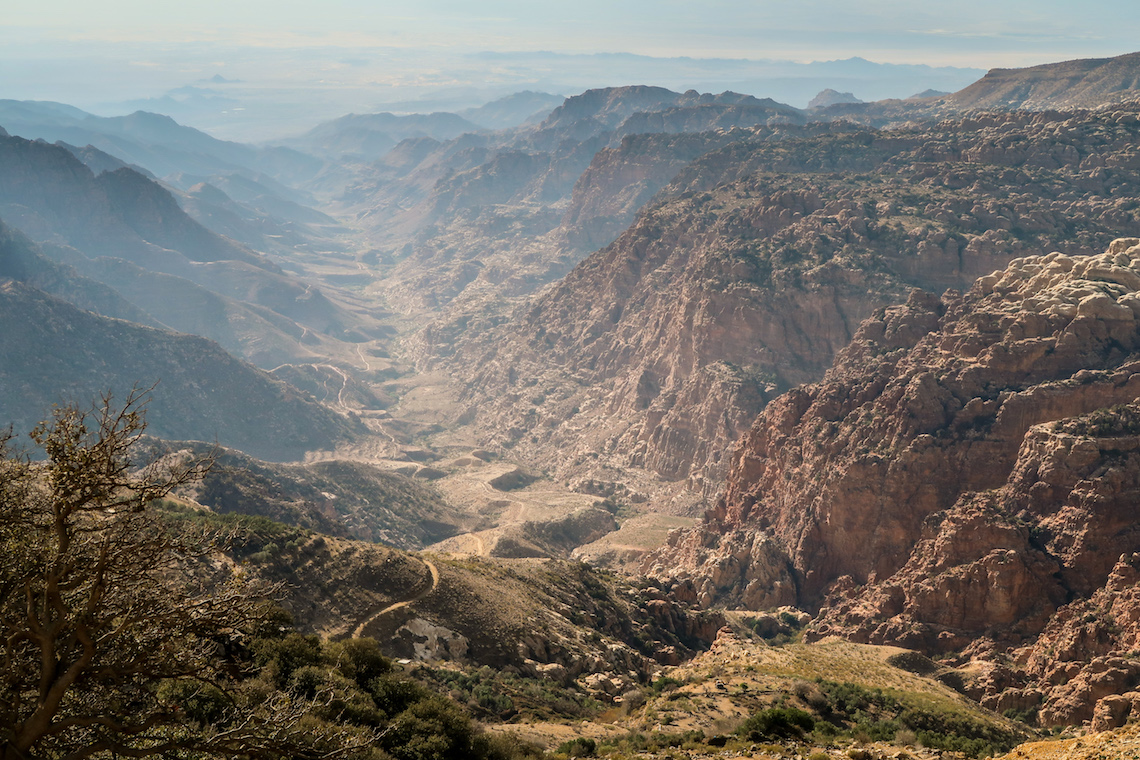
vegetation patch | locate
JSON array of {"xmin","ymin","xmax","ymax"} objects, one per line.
[{"xmin": 417, "ymin": 666, "xmax": 603, "ymax": 722}]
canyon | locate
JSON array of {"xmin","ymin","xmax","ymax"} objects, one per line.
[{"xmin": 8, "ymin": 49, "xmax": 1140, "ymax": 753}]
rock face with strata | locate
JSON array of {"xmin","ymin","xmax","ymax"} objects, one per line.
[{"xmin": 648, "ymin": 239, "xmax": 1140, "ymax": 725}]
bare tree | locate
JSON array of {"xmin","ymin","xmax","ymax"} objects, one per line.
[{"xmin": 0, "ymin": 391, "xmax": 361, "ymax": 760}]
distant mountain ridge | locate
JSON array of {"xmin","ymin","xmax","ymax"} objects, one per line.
[
  {"xmin": 0, "ymin": 131, "xmax": 375, "ymax": 367},
  {"xmin": 457, "ymin": 91, "xmax": 565, "ymax": 129},
  {"xmin": 0, "ymin": 100, "xmax": 322, "ymax": 188},
  {"xmin": 465, "ymin": 51, "xmax": 984, "ymax": 108},
  {"xmin": 812, "ymin": 49, "xmax": 1140, "ymax": 126},
  {"xmin": 280, "ymin": 111, "xmax": 483, "ymax": 161},
  {"xmin": 338, "ymin": 85, "xmax": 813, "ymax": 317},
  {"xmin": 0, "ymin": 132, "xmax": 267, "ymax": 269},
  {"xmin": 946, "ymin": 51, "xmax": 1140, "ymax": 110},
  {"xmin": 0, "ymin": 99, "xmax": 346, "ymax": 259}
]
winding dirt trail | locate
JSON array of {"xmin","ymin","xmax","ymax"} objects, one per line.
[
  {"xmin": 351, "ymin": 558, "xmax": 439, "ymax": 638},
  {"xmin": 356, "ymin": 344, "xmax": 372, "ymax": 371}
]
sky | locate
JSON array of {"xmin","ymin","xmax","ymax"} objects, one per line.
[
  {"xmin": 5, "ymin": 0, "xmax": 1137, "ymax": 64},
  {"xmin": 2, "ymin": 0, "xmax": 1138, "ymax": 139}
]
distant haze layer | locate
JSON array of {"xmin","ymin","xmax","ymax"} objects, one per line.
[{"xmin": 0, "ymin": 39, "xmax": 990, "ymax": 141}]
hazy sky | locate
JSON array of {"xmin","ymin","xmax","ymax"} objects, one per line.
[
  {"xmin": 3, "ymin": 1, "xmax": 1138, "ymax": 139},
  {"xmin": 6, "ymin": 0, "xmax": 1137, "ymax": 66}
]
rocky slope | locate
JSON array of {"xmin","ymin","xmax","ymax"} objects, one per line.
[
  {"xmin": 438, "ymin": 106, "xmax": 1140, "ymax": 498},
  {"xmin": 998, "ymin": 722, "xmax": 1140, "ymax": 759},
  {"xmin": 646, "ymin": 239, "xmax": 1140, "ymax": 726},
  {"xmin": 164, "ymin": 442, "xmax": 465, "ymax": 549},
  {"xmin": 944, "ymin": 51, "xmax": 1140, "ymax": 112},
  {"xmin": 813, "ymin": 52, "xmax": 1140, "ymax": 129},
  {"xmin": 341, "ymin": 87, "xmax": 807, "ymax": 315}
]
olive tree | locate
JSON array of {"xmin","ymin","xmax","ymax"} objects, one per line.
[{"xmin": 0, "ymin": 392, "xmax": 358, "ymax": 760}]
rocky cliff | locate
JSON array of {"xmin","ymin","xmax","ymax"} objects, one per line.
[
  {"xmin": 646, "ymin": 239, "xmax": 1140, "ymax": 726},
  {"xmin": 441, "ymin": 106, "xmax": 1140, "ymax": 496}
]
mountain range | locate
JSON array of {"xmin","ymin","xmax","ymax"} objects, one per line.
[{"xmin": 9, "ymin": 47, "xmax": 1140, "ymax": 747}]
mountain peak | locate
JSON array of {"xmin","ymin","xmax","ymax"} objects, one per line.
[{"xmin": 807, "ymin": 88, "xmax": 862, "ymax": 109}]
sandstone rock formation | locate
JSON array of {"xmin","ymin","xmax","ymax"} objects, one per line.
[{"xmin": 647, "ymin": 239, "xmax": 1140, "ymax": 725}]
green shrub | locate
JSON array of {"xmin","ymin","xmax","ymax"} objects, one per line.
[
  {"xmin": 812, "ymin": 679, "xmax": 1018, "ymax": 758},
  {"xmin": 370, "ymin": 674, "xmax": 436, "ymax": 719},
  {"xmin": 475, "ymin": 732, "xmax": 546, "ymax": 760},
  {"xmin": 555, "ymin": 737, "xmax": 597, "ymax": 757},
  {"xmin": 289, "ymin": 664, "xmax": 332, "ymax": 699},
  {"xmin": 252, "ymin": 632, "xmax": 325, "ymax": 688},
  {"xmin": 381, "ymin": 696, "xmax": 478, "ymax": 760},
  {"xmin": 332, "ymin": 637, "xmax": 392, "ymax": 688},
  {"xmin": 737, "ymin": 707, "xmax": 816, "ymax": 740}
]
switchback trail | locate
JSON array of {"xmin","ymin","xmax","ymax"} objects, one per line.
[
  {"xmin": 316, "ymin": 363, "xmax": 350, "ymax": 409},
  {"xmin": 351, "ymin": 557, "xmax": 439, "ymax": 638}
]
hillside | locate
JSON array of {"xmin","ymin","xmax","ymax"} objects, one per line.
[
  {"xmin": 165, "ymin": 442, "xmax": 467, "ymax": 549},
  {"xmin": 0, "ymin": 219, "xmax": 161, "ymax": 327},
  {"xmin": 171, "ymin": 504, "xmax": 723, "ymax": 685},
  {"xmin": 0, "ymin": 279, "xmax": 360, "ymax": 460},
  {"xmin": 946, "ymin": 51, "xmax": 1140, "ymax": 111}
]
